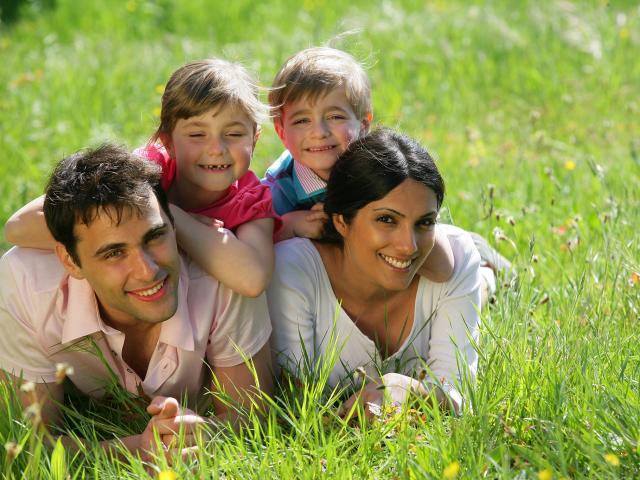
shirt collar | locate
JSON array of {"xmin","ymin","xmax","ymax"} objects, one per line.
[
  {"xmin": 61, "ymin": 257, "xmax": 195, "ymax": 352},
  {"xmin": 157, "ymin": 257, "xmax": 195, "ymax": 351},
  {"xmin": 62, "ymin": 277, "xmax": 104, "ymax": 343},
  {"xmin": 293, "ymin": 160, "xmax": 327, "ymax": 198}
]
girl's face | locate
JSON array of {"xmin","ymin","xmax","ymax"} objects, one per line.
[
  {"xmin": 335, "ymin": 179, "xmax": 438, "ymax": 292},
  {"xmin": 163, "ymin": 104, "xmax": 258, "ymax": 206}
]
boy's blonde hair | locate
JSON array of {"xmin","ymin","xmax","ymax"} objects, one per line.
[
  {"xmin": 155, "ymin": 58, "xmax": 268, "ymax": 139},
  {"xmin": 269, "ymin": 47, "xmax": 371, "ymax": 121}
]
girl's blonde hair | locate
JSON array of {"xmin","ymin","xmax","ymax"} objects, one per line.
[{"xmin": 155, "ymin": 58, "xmax": 268, "ymax": 139}]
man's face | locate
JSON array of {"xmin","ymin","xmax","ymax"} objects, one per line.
[
  {"xmin": 275, "ymin": 87, "xmax": 371, "ymax": 181},
  {"xmin": 57, "ymin": 194, "xmax": 180, "ymax": 329}
]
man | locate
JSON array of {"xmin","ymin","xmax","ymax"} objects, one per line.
[{"xmin": 0, "ymin": 144, "xmax": 273, "ymax": 455}]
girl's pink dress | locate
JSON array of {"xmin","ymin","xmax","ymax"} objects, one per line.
[{"xmin": 135, "ymin": 143, "xmax": 280, "ymax": 232}]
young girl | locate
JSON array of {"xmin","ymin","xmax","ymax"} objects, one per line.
[{"xmin": 4, "ymin": 59, "xmax": 278, "ymax": 297}]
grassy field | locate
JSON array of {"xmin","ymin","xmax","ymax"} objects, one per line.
[{"xmin": 1, "ymin": 0, "xmax": 639, "ymax": 478}]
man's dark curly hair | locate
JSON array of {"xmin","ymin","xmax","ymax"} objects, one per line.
[{"xmin": 43, "ymin": 144, "xmax": 172, "ymax": 265}]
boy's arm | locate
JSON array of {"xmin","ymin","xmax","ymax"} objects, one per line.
[
  {"xmin": 274, "ymin": 203, "xmax": 327, "ymax": 242},
  {"xmin": 4, "ymin": 195, "xmax": 55, "ymax": 249},
  {"xmin": 418, "ymin": 225, "xmax": 455, "ymax": 283},
  {"xmin": 170, "ymin": 205, "xmax": 274, "ymax": 297}
]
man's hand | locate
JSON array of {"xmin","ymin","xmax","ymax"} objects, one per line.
[{"xmin": 140, "ymin": 396, "xmax": 209, "ymax": 461}]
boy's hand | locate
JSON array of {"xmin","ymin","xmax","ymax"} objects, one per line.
[{"xmin": 281, "ymin": 203, "xmax": 328, "ymax": 240}]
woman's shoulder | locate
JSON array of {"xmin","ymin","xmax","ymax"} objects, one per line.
[
  {"xmin": 436, "ymin": 224, "xmax": 482, "ymax": 288},
  {"xmin": 440, "ymin": 225, "xmax": 481, "ymax": 264},
  {"xmin": 269, "ymin": 238, "xmax": 327, "ymax": 299},
  {"xmin": 274, "ymin": 237, "xmax": 321, "ymax": 268}
]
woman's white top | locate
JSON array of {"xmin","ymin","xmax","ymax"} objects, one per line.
[{"xmin": 267, "ymin": 225, "xmax": 482, "ymax": 389}]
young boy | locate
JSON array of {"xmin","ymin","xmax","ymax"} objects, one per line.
[{"xmin": 263, "ymin": 47, "xmax": 455, "ymax": 282}]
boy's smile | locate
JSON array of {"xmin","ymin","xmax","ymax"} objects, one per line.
[{"xmin": 275, "ymin": 87, "xmax": 370, "ymax": 181}]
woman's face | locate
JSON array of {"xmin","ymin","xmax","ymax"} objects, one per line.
[{"xmin": 337, "ymin": 178, "xmax": 439, "ymax": 292}]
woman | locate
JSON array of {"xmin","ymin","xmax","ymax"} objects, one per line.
[{"xmin": 267, "ymin": 128, "xmax": 483, "ymax": 415}]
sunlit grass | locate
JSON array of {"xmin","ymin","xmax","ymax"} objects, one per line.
[{"xmin": 1, "ymin": 0, "xmax": 639, "ymax": 478}]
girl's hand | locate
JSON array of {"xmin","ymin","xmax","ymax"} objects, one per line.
[{"xmin": 169, "ymin": 203, "xmax": 224, "ymax": 228}]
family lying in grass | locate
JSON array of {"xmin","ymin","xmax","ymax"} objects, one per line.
[{"xmin": 1, "ymin": 47, "xmax": 510, "ymax": 458}]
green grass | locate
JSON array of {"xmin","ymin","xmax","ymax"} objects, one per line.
[{"xmin": 1, "ymin": 0, "xmax": 639, "ymax": 478}]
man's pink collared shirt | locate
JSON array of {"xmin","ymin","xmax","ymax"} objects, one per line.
[{"xmin": 0, "ymin": 247, "xmax": 272, "ymax": 406}]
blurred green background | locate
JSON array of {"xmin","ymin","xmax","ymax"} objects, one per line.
[{"xmin": 1, "ymin": 1, "xmax": 640, "ymax": 478}]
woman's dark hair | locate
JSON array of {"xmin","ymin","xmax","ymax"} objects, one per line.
[
  {"xmin": 321, "ymin": 128, "xmax": 445, "ymax": 244},
  {"xmin": 43, "ymin": 144, "xmax": 172, "ymax": 266}
]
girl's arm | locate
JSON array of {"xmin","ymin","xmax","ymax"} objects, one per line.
[
  {"xmin": 170, "ymin": 205, "xmax": 274, "ymax": 297},
  {"xmin": 418, "ymin": 225, "xmax": 454, "ymax": 282},
  {"xmin": 4, "ymin": 195, "xmax": 55, "ymax": 249}
]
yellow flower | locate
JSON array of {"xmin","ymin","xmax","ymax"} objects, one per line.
[
  {"xmin": 537, "ymin": 469, "xmax": 553, "ymax": 480},
  {"xmin": 155, "ymin": 84, "xmax": 165, "ymax": 95},
  {"xmin": 126, "ymin": 1, "xmax": 137, "ymax": 12},
  {"xmin": 563, "ymin": 160, "xmax": 576, "ymax": 170},
  {"xmin": 604, "ymin": 453, "xmax": 620, "ymax": 466},
  {"xmin": 443, "ymin": 461, "xmax": 460, "ymax": 479},
  {"xmin": 619, "ymin": 28, "xmax": 629, "ymax": 40},
  {"xmin": 153, "ymin": 107, "xmax": 161, "ymax": 117},
  {"xmin": 630, "ymin": 271, "xmax": 639, "ymax": 285},
  {"xmin": 158, "ymin": 470, "xmax": 177, "ymax": 480}
]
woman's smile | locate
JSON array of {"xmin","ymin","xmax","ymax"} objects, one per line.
[{"xmin": 338, "ymin": 178, "xmax": 438, "ymax": 294}]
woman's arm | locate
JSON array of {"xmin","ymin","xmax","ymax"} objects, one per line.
[
  {"xmin": 170, "ymin": 205, "xmax": 274, "ymax": 297},
  {"xmin": 266, "ymin": 241, "xmax": 317, "ymax": 377},
  {"xmin": 4, "ymin": 195, "xmax": 55, "ymax": 249},
  {"xmin": 417, "ymin": 225, "xmax": 454, "ymax": 282},
  {"xmin": 341, "ymin": 229, "xmax": 482, "ymax": 419},
  {"xmin": 339, "ymin": 372, "xmax": 464, "ymax": 419}
]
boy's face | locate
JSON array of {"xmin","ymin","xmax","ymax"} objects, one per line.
[
  {"xmin": 275, "ymin": 87, "xmax": 371, "ymax": 181},
  {"xmin": 162, "ymin": 105, "xmax": 258, "ymax": 206}
]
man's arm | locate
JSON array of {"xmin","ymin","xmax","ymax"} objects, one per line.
[
  {"xmin": 2, "ymin": 372, "xmax": 193, "ymax": 458},
  {"xmin": 3, "ymin": 372, "xmax": 64, "ymax": 427},
  {"xmin": 209, "ymin": 342, "xmax": 274, "ymax": 427}
]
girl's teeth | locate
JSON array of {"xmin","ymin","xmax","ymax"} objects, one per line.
[
  {"xmin": 202, "ymin": 165, "xmax": 230, "ymax": 170},
  {"xmin": 381, "ymin": 254, "xmax": 411, "ymax": 269}
]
